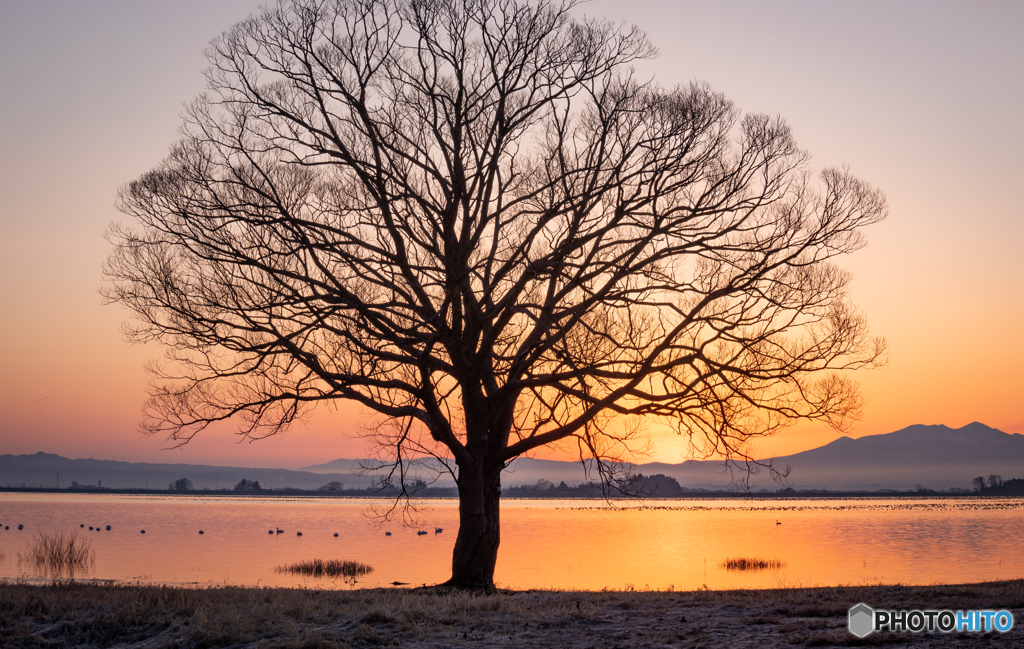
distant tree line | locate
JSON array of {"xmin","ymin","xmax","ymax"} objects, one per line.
[
  {"xmin": 234, "ymin": 478, "xmax": 262, "ymax": 492},
  {"xmin": 51, "ymin": 473, "xmax": 1024, "ymax": 496},
  {"xmin": 505, "ymin": 474, "xmax": 686, "ymax": 497},
  {"xmin": 163, "ymin": 478, "xmax": 347, "ymax": 492},
  {"xmin": 164, "ymin": 478, "xmax": 349, "ymax": 493},
  {"xmin": 972, "ymin": 475, "xmax": 1024, "ymax": 495}
]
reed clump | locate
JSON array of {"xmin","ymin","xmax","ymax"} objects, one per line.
[
  {"xmin": 275, "ymin": 558, "xmax": 374, "ymax": 580},
  {"xmin": 18, "ymin": 529, "xmax": 95, "ymax": 577},
  {"xmin": 720, "ymin": 557, "xmax": 785, "ymax": 571}
]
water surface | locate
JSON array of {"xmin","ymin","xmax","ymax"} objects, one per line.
[{"xmin": 1, "ymin": 493, "xmax": 1021, "ymax": 590}]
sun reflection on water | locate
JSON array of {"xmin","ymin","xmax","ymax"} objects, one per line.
[{"xmin": 0, "ymin": 494, "xmax": 1022, "ymax": 590}]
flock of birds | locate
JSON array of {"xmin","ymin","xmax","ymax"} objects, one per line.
[
  {"xmin": 0, "ymin": 522, "xmax": 444, "ymax": 536},
  {"xmin": 251, "ymin": 527, "xmax": 444, "ymax": 537},
  {"xmin": 4, "ymin": 520, "xmax": 788, "ymax": 534}
]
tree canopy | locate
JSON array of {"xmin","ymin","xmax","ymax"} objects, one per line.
[{"xmin": 106, "ymin": 0, "xmax": 886, "ymax": 589}]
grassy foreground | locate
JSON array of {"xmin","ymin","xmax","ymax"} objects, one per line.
[{"xmin": 1, "ymin": 580, "xmax": 1022, "ymax": 648}]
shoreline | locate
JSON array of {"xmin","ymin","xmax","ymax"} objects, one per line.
[
  {"xmin": 2, "ymin": 579, "xmax": 1021, "ymax": 647},
  {"xmin": 0, "ymin": 487, "xmax": 1007, "ymax": 498}
]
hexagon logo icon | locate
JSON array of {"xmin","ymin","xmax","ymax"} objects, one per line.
[{"xmin": 849, "ymin": 603, "xmax": 874, "ymax": 638}]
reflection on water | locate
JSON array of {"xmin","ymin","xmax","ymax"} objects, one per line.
[{"xmin": 1, "ymin": 494, "xmax": 1023, "ymax": 590}]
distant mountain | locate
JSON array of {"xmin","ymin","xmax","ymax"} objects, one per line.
[
  {"xmin": 4, "ymin": 423, "xmax": 1019, "ymax": 492},
  {"xmin": 630, "ymin": 422, "xmax": 1024, "ymax": 491},
  {"xmin": 0, "ymin": 452, "xmax": 374, "ymax": 491},
  {"xmin": 754, "ymin": 422, "xmax": 1024, "ymax": 490},
  {"xmin": 307, "ymin": 422, "xmax": 1024, "ymax": 492},
  {"xmin": 299, "ymin": 458, "xmax": 370, "ymax": 474},
  {"xmin": 300, "ymin": 456, "xmax": 600, "ymax": 486}
]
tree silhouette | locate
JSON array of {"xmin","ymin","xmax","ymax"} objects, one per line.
[
  {"xmin": 105, "ymin": 0, "xmax": 886, "ymax": 589},
  {"xmin": 170, "ymin": 478, "xmax": 194, "ymax": 492},
  {"xmin": 234, "ymin": 478, "xmax": 262, "ymax": 491}
]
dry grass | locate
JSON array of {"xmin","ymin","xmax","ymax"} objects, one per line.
[
  {"xmin": 721, "ymin": 557, "xmax": 785, "ymax": 571},
  {"xmin": 275, "ymin": 559, "xmax": 374, "ymax": 580},
  {"xmin": 16, "ymin": 530, "xmax": 94, "ymax": 578},
  {"xmin": 0, "ymin": 579, "xmax": 1022, "ymax": 647}
]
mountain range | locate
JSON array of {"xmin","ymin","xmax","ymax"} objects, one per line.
[
  {"xmin": 0, "ymin": 453, "xmax": 372, "ymax": 491},
  {"xmin": 2, "ymin": 423, "xmax": 1020, "ymax": 492}
]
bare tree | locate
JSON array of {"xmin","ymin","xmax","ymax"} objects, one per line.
[{"xmin": 104, "ymin": 0, "xmax": 886, "ymax": 589}]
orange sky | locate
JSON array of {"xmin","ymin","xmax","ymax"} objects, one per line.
[{"xmin": 1, "ymin": 1, "xmax": 1021, "ymax": 469}]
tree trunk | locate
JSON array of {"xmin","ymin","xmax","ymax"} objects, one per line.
[{"xmin": 445, "ymin": 457, "xmax": 502, "ymax": 590}]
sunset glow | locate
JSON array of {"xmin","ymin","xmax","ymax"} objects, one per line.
[{"xmin": 1, "ymin": 1, "xmax": 1021, "ymax": 469}]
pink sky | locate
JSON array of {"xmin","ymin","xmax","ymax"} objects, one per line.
[{"xmin": 1, "ymin": 1, "xmax": 1021, "ymax": 469}]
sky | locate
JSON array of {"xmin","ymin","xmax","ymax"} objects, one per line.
[{"xmin": 0, "ymin": 0, "xmax": 1021, "ymax": 470}]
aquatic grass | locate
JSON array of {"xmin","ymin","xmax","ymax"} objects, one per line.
[
  {"xmin": 18, "ymin": 529, "xmax": 95, "ymax": 577},
  {"xmin": 275, "ymin": 558, "xmax": 374, "ymax": 580},
  {"xmin": 720, "ymin": 557, "xmax": 785, "ymax": 571}
]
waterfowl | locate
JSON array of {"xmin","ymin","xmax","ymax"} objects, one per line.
[
  {"xmin": 268, "ymin": 530, "xmax": 274, "ymax": 534},
  {"xmin": 297, "ymin": 531, "xmax": 302, "ymax": 536},
  {"xmin": 776, "ymin": 520, "xmax": 782, "ymax": 525},
  {"xmin": 435, "ymin": 527, "xmax": 443, "ymax": 534},
  {"xmin": 89, "ymin": 526, "xmax": 94, "ymax": 530},
  {"xmin": 334, "ymin": 533, "xmax": 339, "ymax": 537},
  {"xmin": 18, "ymin": 524, "xmax": 23, "ymax": 530},
  {"xmin": 199, "ymin": 530, "xmax": 204, "ymax": 534},
  {"xmin": 385, "ymin": 531, "xmax": 391, "ymax": 536},
  {"xmin": 80, "ymin": 524, "xmax": 85, "ymax": 528},
  {"xmin": 140, "ymin": 530, "xmax": 146, "ymax": 533},
  {"xmin": 417, "ymin": 530, "xmax": 428, "ymax": 535},
  {"xmin": 106, "ymin": 525, "xmax": 111, "ymax": 531}
]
